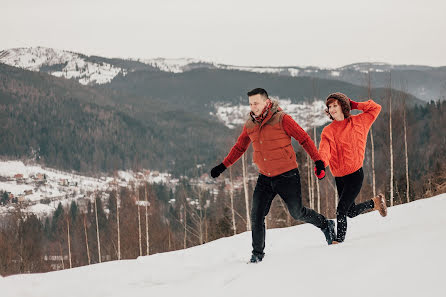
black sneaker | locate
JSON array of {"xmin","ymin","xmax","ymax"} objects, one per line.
[
  {"xmin": 248, "ymin": 254, "xmax": 263, "ymax": 263},
  {"xmin": 321, "ymin": 220, "xmax": 336, "ymax": 245}
]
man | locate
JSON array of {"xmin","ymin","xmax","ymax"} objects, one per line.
[
  {"xmin": 210, "ymin": 88, "xmax": 336, "ymax": 263},
  {"xmin": 318, "ymin": 92, "xmax": 387, "ymax": 244}
]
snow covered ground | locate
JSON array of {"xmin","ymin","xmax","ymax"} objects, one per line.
[
  {"xmin": 214, "ymin": 98, "xmax": 329, "ymax": 130},
  {"xmin": 2, "ymin": 193, "xmax": 444, "ymax": 297}
]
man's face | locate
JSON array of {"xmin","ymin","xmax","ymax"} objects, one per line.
[
  {"xmin": 328, "ymin": 100, "xmax": 344, "ymax": 121},
  {"xmin": 249, "ymin": 94, "xmax": 270, "ymax": 116}
]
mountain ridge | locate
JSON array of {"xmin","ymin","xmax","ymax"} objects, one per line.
[{"xmin": 1, "ymin": 46, "xmax": 444, "ymax": 101}]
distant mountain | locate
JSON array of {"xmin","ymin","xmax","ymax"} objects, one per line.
[
  {"xmin": 1, "ymin": 47, "xmax": 444, "ymax": 101},
  {"xmin": 0, "ymin": 47, "xmax": 430, "ymax": 177},
  {"xmin": 0, "ymin": 63, "xmax": 233, "ymax": 176}
]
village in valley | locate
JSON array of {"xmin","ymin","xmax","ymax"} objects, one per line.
[
  {"xmin": 0, "ymin": 160, "xmax": 256, "ymax": 218},
  {"xmin": 0, "ymin": 160, "xmax": 182, "ymax": 217}
]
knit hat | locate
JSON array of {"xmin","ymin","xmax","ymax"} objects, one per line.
[{"xmin": 325, "ymin": 92, "xmax": 351, "ymax": 113}]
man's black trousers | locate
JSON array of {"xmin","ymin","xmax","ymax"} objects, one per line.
[{"xmin": 251, "ymin": 168, "xmax": 328, "ymax": 257}]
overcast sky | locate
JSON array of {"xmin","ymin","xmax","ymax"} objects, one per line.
[{"xmin": 2, "ymin": 0, "xmax": 446, "ymax": 68}]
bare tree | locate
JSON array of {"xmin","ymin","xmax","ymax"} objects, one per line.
[
  {"xmin": 83, "ymin": 213, "xmax": 91, "ymax": 265},
  {"xmin": 313, "ymin": 126, "xmax": 321, "ymax": 213},
  {"xmin": 136, "ymin": 186, "xmax": 142, "ymax": 257},
  {"xmin": 116, "ymin": 186, "xmax": 121, "ymax": 260},
  {"xmin": 388, "ymin": 72, "xmax": 394, "ymax": 206},
  {"xmin": 325, "ymin": 176, "xmax": 338, "ymax": 218},
  {"xmin": 94, "ymin": 194, "xmax": 101, "ymax": 263},
  {"xmin": 401, "ymin": 83, "xmax": 410, "ymax": 203},
  {"xmin": 66, "ymin": 216, "xmax": 72, "ymax": 269},
  {"xmin": 367, "ymin": 71, "xmax": 376, "ymax": 197},
  {"xmin": 183, "ymin": 205, "xmax": 187, "ymax": 249},
  {"xmin": 307, "ymin": 155, "xmax": 314, "ymax": 209},
  {"xmin": 278, "ymin": 198, "xmax": 292, "ymax": 226},
  {"xmin": 144, "ymin": 183, "xmax": 150, "ymax": 255},
  {"xmin": 58, "ymin": 242, "xmax": 64, "ymax": 270},
  {"xmin": 197, "ymin": 187, "xmax": 205, "ymax": 244},
  {"xmin": 229, "ymin": 168, "xmax": 237, "ymax": 235},
  {"xmin": 242, "ymin": 154, "xmax": 251, "ymax": 231}
]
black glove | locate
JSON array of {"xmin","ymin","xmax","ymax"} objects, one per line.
[
  {"xmin": 314, "ymin": 160, "xmax": 326, "ymax": 180},
  {"xmin": 211, "ymin": 163, "xmax": 226, "ymax": 178}
]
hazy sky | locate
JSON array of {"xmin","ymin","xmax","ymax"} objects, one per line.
[{"xmin": 2, "ymin": 0, "xmax": 446, "ymax": 67}]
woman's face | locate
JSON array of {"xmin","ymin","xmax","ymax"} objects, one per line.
[{"xmin": 328, "ymin": 100, "xmax": 345, "ymax": 121}]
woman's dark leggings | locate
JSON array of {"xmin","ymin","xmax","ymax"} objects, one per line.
[{"xmin": 335, "ymin": 168, "xmax": 374, "ymax": 242}]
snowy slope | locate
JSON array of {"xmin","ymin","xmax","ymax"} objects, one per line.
[
  {"xmin": 2, "ymin": 193, "xmax": 445, "ymax": 297},
  {"xmin": 138, "ymin": 57, "xmax": 216, "ymax": 73},
  {"xmin": 0, "ymin": 47, "xmax": 123, "ymax": 85}
]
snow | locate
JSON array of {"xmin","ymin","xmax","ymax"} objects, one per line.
[
  {"xmin": 213, "ymin": 103, "xmax": 250, "ymax": 129},
  {"xmin": 0, "ymin": 47, "xmax": 123, "ymax": 85},
  {"xmin": 1, "ymin": 193, "xmax": 445, "ymax": 296},
  {"xmin": 52, "ymin": 58, "xmax": 122, "ymax": 85},
  {"xmin": 2, "ymin": 47, "xmax": 424, "ymax": 88},
  {"xmin": 214, "ymin": 98, "xmax": 330, "ymax": 130},
  {"xmin": 0, "ymin": 47, "xmax": 77, "ymax": 71},
  {"xmin": 0, "ymin": 160, "xmax": 178, "ymax": 217},
  {"xmin": 0, "ymin": 181, "xmax": 33, "ymax": 196},
  {"xmin": 25, "ymin": 204, "xmax": 54, "ymax": 217},
  {"xmin": 2, "ymin": 47, "xmax": 429, "ymax": 89},
  {"xmin": 288, "ymin": 68, "xmax": 300, "ymax": 76},
  {"xmin": 139, "ymin": 57, "xmax": 214, "ymax": 73},
  {"xmin": 221, "ymin": 65, "xmax": 286, "ymax": 75}
]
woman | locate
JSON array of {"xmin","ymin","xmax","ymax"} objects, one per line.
[{"xmin": 316, "ymin": 92, "xmax": 387, "ymax": 243}]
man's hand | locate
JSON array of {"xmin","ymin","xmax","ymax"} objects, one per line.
[
  {"xmin": 314, "ymin": 160, "xmax": 325, "ymax": 180},
  {"xmin": 211, "ymin": 163, "xmax": 226, "ymax": 178}
]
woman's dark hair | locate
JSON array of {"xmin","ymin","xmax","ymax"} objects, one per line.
[{"xmin": 247, "ymin": 88, "xmax": 268, "ymax": 98}]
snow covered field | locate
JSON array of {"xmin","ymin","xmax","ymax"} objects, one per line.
[{"xmin": 2, "ymin": 193, "xmax": 444, "ymax": 297}]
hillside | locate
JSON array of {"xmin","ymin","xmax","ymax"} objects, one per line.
[{"xmin": 0, "ymin": 63, "xmax": 232, "ymax": 175}]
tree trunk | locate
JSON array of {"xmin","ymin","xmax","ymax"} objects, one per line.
[
  {"xmin": 136, "ymin": 191, "xmax": 142, "ymax": 257},
  {"xmin": 307, "ymin": 155, "xmax": 313, "ymax": 209},
  {"xmin": 389, "ymin": 72, "xmax": 394, "ymax": 206},
  {"xmin": 242, "ymin": 154, "xmax": 251, "ymax": 231},
  {"xmin": 94, "ymin": 196, "xmax": 101, "ymax": 263},
  {"xmin": 197, "ymin": 188, "xmax": 204, "ymax": 244},
  {"xmin": 145, "ymin": 184, "xmax": 150, "ymax": 255},
  {"xmin": 367, "ymin": 71, "xmax": 376, "ymax": 198},
  {"xmin": 116, "ymin": 187, "xmax": 121, "ymax": 260},
  {"xmin": 371, "ymin": 128, "xmax": 376, "ymax": 197},
  {"xmin": 183, "ymin": 206, "xmax": 187, "ymax": 249},
  {"xmin": 279, "ymin": 198, "xmax": 292, "ymax": 226},
  {"xmin": 229, "ymin": 167, "xmax": 237, "ymax": 235},
  {"xmin": 404, "ymin": 103, "xmax": 410, "ymax": 203},
  {"xmin": 168, "ymin": 226, "xmax": 172, "ymax": 251},
  {"xmin": 67, "ymin": 216, "xmax": 72, "ymax": 269},
  {"xmin": 313, "ymin": 126, "xmax": 321, "ymax": 213},
  {"xmin": 83, "ymin": 214, "xmax": 91, "ymax": 265},
  {"xmin": 59, "ymin": 242, "xmax": 64, "ymax": 270}
]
